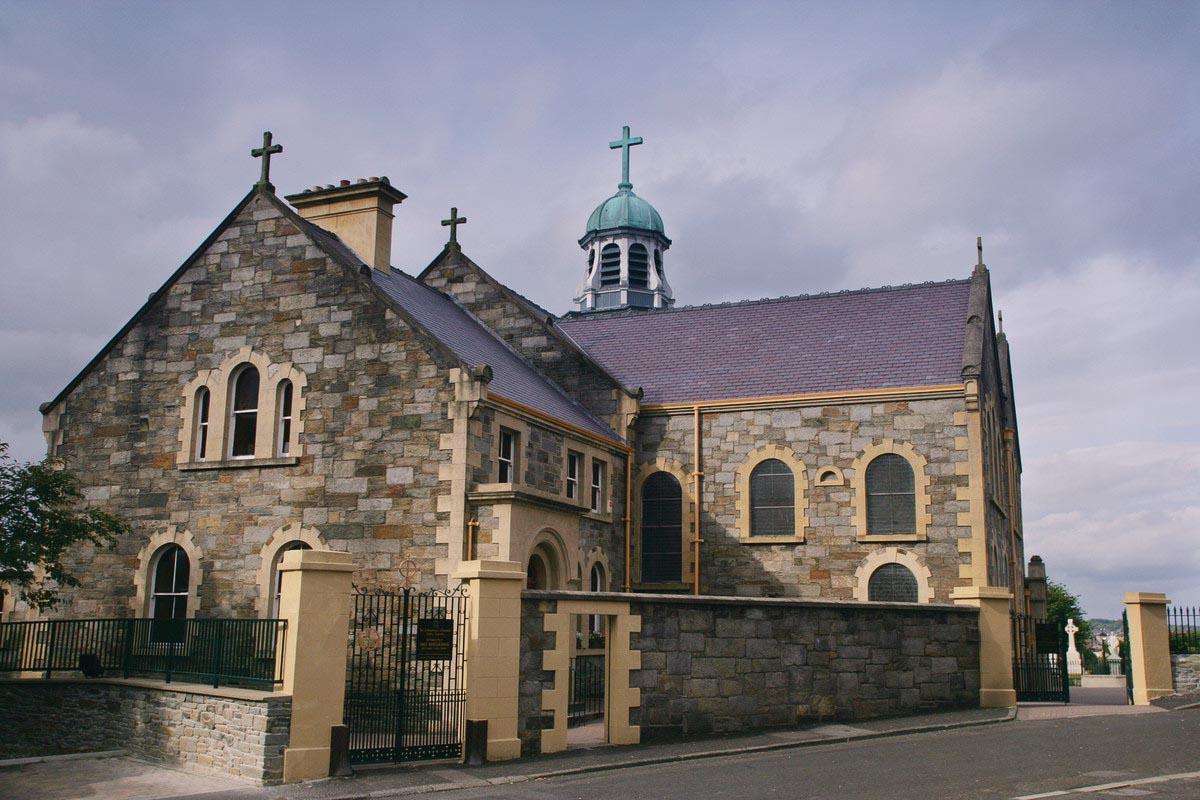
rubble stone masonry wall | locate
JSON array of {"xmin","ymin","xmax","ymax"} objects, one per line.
[
  {"xmin": 518, "ymin": 593, "xmax": 978, "ymax": 751},
  {"xmin": 0, "ymin": 679, "xmax": 290, "ymax": 784},
  {"xmin": 635, "ymin": 397, "xmax": 973, "ymax": 600},
  {"xmin": 1172, "ymin": 654, "xmax": 1200, "ymax": 694}
]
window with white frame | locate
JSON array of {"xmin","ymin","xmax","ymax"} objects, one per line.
[
  {"xmin": 194, "ymin": 387, "xmax": 211, "ymax": 461},
  {"xmin": 589, "ymin": 562, "xmax": 607, "ymax": 637},
  {"xmin": 566, "ymin": 451, "xmax": 582, "ymax": 499},
  {"xmin": 498, "ymin": 428, "xmax": 517, "ymax": 483},
  {"xmin": 591, "ymin": 459, "xmax": 606, "ymax": 513},
  {"xmin": 229, "ymin": 365, "xmax": 260, "ymax": 458},
  {"xmin": 149, "ymin": 545, "xmax": 189, "ymax": 643},
  {"xmin": 277, "ymin": 379, "xmax": 294, "ymax": 457}
]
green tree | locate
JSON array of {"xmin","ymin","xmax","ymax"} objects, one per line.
[
  {"xmin": 1046, "ymin": 581, "xmax": 1100, "ymax": 671},
  {"xmin": 0, "ymin": 441, "xmax": 127, "ymax": 610}
]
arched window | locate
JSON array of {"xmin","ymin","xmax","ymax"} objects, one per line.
[
  {"xmin": 150, "ymin": 545, "xmax": 189, "ymax": 643},
  {"xmin": 641, "ymin": 472, "xmax": 682, "ymax": 583},
  {"xmin": 628, "ymin": 244, "xmax": 649, "ymax": 288},
  {"xmin": 229, "ymin": 365, "xmax": 259, "ymax": 458},
  {"xmin": 587, "ymin": 249, "xmax": 595, "ymax": 275},
  {"xmin": 589, "ymin": 562, "xmax": 607, "ymax": 637},
  {"xmin": 194, "ymin": 387, "xmax": 210, "ymax": 461},
  {"xmin": 271, "ymin": 540, "xmax": 311, "ymax": 617},
  {"xmin": 599, "ymin": 244, "xmax": 621, "ymax": 287},
  {"xmin": 277, "ymin": 380, "xmax": 294, "ymax": 457},
  {"xmin": 654, "ymin": 249, "xmax": 663, "ymax": 280},
  {"xmin": 750, "ymin": 458, "xmax": 794, "ymax": 537},
  {"xmin": 590, "ymin": 562, "xmax": 606, "ymax": 593},
  {"xmin": 865, "ymin": 454, "xmax": 916, "ymax": 534},
  {"xmin": 867, "ymin": 563, "xmax": 919, "ymax": 603}
]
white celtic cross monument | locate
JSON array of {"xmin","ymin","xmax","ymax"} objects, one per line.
[{"xmin": 1065, "ymin": 618, "xmax": 1083, "ymax": 676}]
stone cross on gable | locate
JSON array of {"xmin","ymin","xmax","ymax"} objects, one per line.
[
  {"xmin": 441, "ymin": 207, "xmax": 467, "ymax": 246},
  {"xmin": 609, "ymin": 124, "xmax": 643, "ymax": 190},
  {"xmin": 251, "ymin": 131, "xmax": 283, "ymax": 190}
]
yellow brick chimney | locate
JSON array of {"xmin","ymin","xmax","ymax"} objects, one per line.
[{"xmin": 286, "ymin": 177, "xmax": 407, "ymax": 271}]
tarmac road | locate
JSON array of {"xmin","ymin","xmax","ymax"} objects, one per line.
[{"xmin": 419, "ymin": 710, "xmax": 1200, "ymax": 800}]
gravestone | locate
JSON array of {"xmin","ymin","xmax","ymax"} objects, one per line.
[{"xmin": 1065, "ymin": 618, "xmax": 1082, "ymax": 676}]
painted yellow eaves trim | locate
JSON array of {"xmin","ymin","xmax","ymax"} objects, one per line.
[{"xmin": 641, "ymin": 384, "xmax": 966, "ymax": 414}]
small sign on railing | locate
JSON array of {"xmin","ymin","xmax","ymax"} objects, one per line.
[{"xmin": 414, "ymin": 618, "xmax": 453, "ymax": 660}]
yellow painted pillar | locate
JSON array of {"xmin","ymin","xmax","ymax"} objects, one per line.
[
  {"xmin": 278, "ymin": 549, "xmax": 356, "ymax": 783},
  {"xmin": 1124, "ymin": 592, "xmax": 1173, "ymax": 705},
  {"xmin": 952, "ymin": 586, "xmax": 1017, "ymax": 708},
  {"xmin": 454, "ymin": 559, "xmax": 525, "ymax": 762}
]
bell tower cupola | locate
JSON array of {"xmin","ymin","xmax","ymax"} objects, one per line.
[{"xmin": 575, "ymin": 125, "xmax": 673, "ymax": 312}]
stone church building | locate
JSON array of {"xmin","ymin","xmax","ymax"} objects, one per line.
[{"xmin": 26, "ymin": 129, "xmax": 1029, "ymax": 625}]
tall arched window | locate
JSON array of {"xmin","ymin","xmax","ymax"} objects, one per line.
[
  {"xmin": 641, "ymin": 472, "xmax": 682, "ymax": 583},
  {"xmin": 589, "ymin": 563, "xmax": 607, "ymax": 637},
  {"xmin": 749, "ymin": 458, "xmax": 794, "ymax": 537},
  {"xmin": 271, "ymin": 540, "xmax": 311, "ymax": 617},
  {"xmin": 628, "ymin": 244, "xmax": 649, "ymax": 288},
  {"xmin": 194, "ymin": 387, "xmax": 210, "ymax": 461},
  {"xmin": 150, "ymin": 545, "xmax": 189, "ymax": 643},
  {"xmin": 865, "ymin": 454, "xmax": 916, "ymax": 534},
  {"xmin": 599, "ymin": 244, "xmax": 621, "ymax": 287},
  {"xmin": 229, "ymin": 365, "xmax": 259, "ymax": 458},
  {"xmin": 654, "ymin": 249, "xmax": 663, "ymax": 280},
  {"xmin": 867, "ymin": 563, "xmax": 919, "ymax": 603},
  {"xmin": 277, "ymin": 379, "xmax": 294, "ymax": 457}
]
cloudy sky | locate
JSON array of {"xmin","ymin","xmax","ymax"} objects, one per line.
[{"xmin": 1, "ymin": 1, "xmax": 1196, "ymax": 617}]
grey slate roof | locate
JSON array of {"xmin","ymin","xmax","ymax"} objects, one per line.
[
  {"xmin": 370, "ymin": 268, "xmax": 622, "ymax": 442},
  {"xmin": 556, "ymin": 281, "xmax": 972, "ymax": 405}
]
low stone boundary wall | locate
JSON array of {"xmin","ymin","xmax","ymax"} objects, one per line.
[
  {"xmin": 0, "ymin": 678, "xmax": 291, "ymax": 784},
  {"xmin": 1172, "ymin": 654, "xmax": 1200, "ymax": 694},
  {"xmin": 520, "ymin": 591, "xmax": 979, "ymax": 751}
]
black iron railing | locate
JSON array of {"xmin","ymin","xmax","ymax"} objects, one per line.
[
  {"xmin": 568, "ymin": 653, "xmax": 605, "ymax": 726},
  {"xmin": 0, "ymin": 617, "xmax": 286, "ymax": 689},
  {"xmin": 1168, "ymin": 606, "xmax": 1200, "ymax": 654}
]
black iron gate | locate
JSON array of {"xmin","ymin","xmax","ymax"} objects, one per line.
[
  {"xmin": 568, "ymin": 654, "xmax": 605, "ymax": 726},
  {"xmin": 1012, "ymin": 612, "xmax": 1069, "ymax": 703},
  {"xmin": 344, "ymin": 586, "xmax": 468, "ymax": 764}
]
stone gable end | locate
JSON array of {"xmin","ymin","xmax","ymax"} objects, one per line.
[{"xmin": 45, "ymin": 192, "xmax": 459, "ymax": 617}]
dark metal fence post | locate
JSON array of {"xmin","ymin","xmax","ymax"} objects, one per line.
[
  {"xmin": 1122, "ymin": 610, "xmax": 1134, "ymax": 704},
  {"xmin": 44, "ymin": 621, "xmax": 57, "ymax": 679},
  {"xmin": 395, "ymin": 588, "xmax": 412, "ymax": 762},
  {"xmin": 122, "ymin": 618, "xmax": 134, "ymax": 679},
  {"xmin": 213, "ymin": 621, "xmax": 225, "ymax": 688}
]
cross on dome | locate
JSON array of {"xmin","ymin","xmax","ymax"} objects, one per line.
[
  {"xmin": 251, "ymin": 131, "xmax": 283, "ymax": 191},
  {"xmin": 609, "ymin": 125, "xmax": 643, "ymax": 190}
]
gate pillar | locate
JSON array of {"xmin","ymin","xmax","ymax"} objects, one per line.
[
  {"xmin": 952, "ymin": 586, "xmax": 1017, "ymax": 708},
  {"xmin": 278, "ymin": 549, "xmax": 356, "ymax": 783},
  {"xmin": 1123, "ymin": 592, "xmax": 1172, "ymax": 705},
  {"xmin": 454, "ymin": 559, "xmax": 524, "ymax": 762}
]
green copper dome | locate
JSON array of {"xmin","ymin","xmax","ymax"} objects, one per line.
[{"xmin": 585, "ymin": 188, "xmax": 665, "ymax": 236}]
